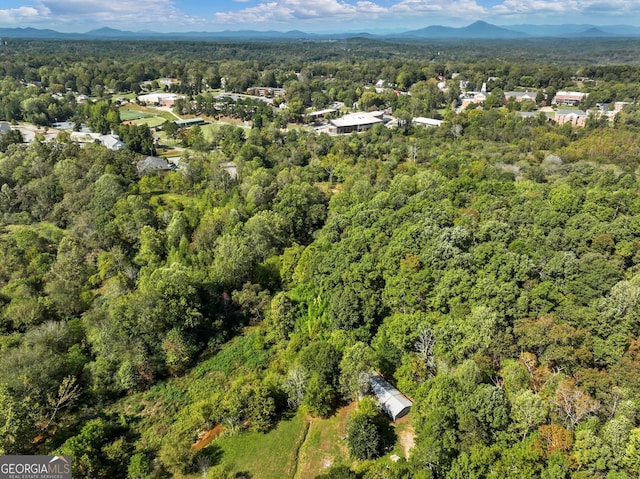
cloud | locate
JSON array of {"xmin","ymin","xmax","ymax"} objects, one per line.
[
  {"xmin": 38, "ymin": 0, "xmax": 205, "ymax": 24},
  {"xmin": 491, "ymin": 0, "xmax": 580, "ymax": 15},
  {"xmin": 213, "ymin": 0, "xmax": 640, "ymax": 27},
  {"xmin": 214, "ymin": 0, "xmax": 365, "ymax": 24},
  {"xmin": 3, "ymin": 0, "xmax": 640, "ymax": 31},
  {"xmin": 214, "ymin": 0, "xmax": 489, "ymax": 25},
  {"xmin": 394, "ymin": 0, "xmax": 487, "ymax": 17},
  {"xmin": 0, "ymin": 6, "xmax": 46, "ymax": 23},
  {"xmin": 0, "ymin": 0, "xmax": 205, "ymax": 28},
  {"xmin": 491, "ymin": 0, "xmax": 640, "ymax": 17}
]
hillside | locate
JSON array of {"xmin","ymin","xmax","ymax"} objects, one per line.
[{"xmin": 1, "ymin": 41, "xmax": 640, "ymax": 479}]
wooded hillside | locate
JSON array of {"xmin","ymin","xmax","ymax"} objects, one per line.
[{"xmin": 1, "ymin": 39, "xmax": 640, "ymax": 479}]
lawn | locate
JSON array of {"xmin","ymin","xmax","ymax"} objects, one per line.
[
  {"xmin": 119, "ymin": 104, "xmax": 178, "ymax": 124},
  {"xmin": 195, "ymin": 402, "xmax": 358, "ymax": 479},
  {"xmin": 132, "ymin": 117, "xmax": 166, "ymax": 128},
  {"xmin": 119, "ymin": 109, "xmax": 151, "ymax": 121},
  {"xmin": 200, "ymin": 121, "xmax": 250, "ymax": 142},
  {"xmin": 210, "ymin": 412, "xmax": 309, "ymax": 479},
  {"xmin": 295, "ymin": 404, "xmax": 354, "ymax": 478}
]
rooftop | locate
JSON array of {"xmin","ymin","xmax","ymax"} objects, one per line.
[{"xmin": 331, "ymin": 111, "xmax": 384, "ymax": 128}]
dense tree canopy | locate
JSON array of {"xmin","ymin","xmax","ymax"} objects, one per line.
[{"xmin": 1, "ymin": 37, "xmax": 640, "ymax": 479}]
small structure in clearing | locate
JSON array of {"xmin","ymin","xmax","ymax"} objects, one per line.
[
  {"xmin": 369, "ymin": 373, "xmax": 412, "ymax": 421},
  {"xmin": 136, "ymin": 156, "xmax": 174, "ymax": 175}
]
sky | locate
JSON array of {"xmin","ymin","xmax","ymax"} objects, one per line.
[{"xmin": 1, "ymin": 0, "xmax": 640, "ymax": 33}]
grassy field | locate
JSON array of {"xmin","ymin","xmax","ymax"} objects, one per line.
[
  {"xmin": 210, "ymin": 412, "xmax": 309, "ymax": 479},
  {"xmin": 132, "ymin": 117, "xmax": 166, "ymax": 128},
  {"xmin": 119, "ymin": 109, "xmax": 151, "ymax": 121},
  {"xmin": 295, "ymin": 404, "xmax": 354, "ymax": 478},
  {"xmin": 185, "ymin": 402, "xmax": 356, "ymax": 479},
  {"xmin": 120, "ymin": 104, "xmax": 178, "ymax": 124},
  {"xmin": 200, "ymin": 121, "xmax": 250, "ymax": 142}
]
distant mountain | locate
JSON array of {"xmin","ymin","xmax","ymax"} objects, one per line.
[
  {"xmin": 0, "ymin": 27, "xmax": 78, "ymax": 39},
  {"xmin": 1, "ymin": 22, "xmax": 639, "ymax": 42},
  {"xmin": 565, "ymin": 27, "xmax": 618, "ymax": 38},
  {"xmin": 505, "ymin": 23, "xmax": 640, "ymax": 37},
  {"xmin": 85, "ymin": 27, "xmax": 142, "ymax": 38},
  {"xmin": 397, "ymin": 21, "xmax": 527, "ymax": 39}
]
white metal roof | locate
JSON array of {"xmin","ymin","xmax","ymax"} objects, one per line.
[
  {"xmin": 413, "ymin": 117, "xmax": 444, "ymax": 127},
  {"xmin": 369, "ymin": 373, "xmax": 412, "ymax": 421},
  {"xmin": 331, "ymin": 111, "xmax": 384, "ymax": 128}
]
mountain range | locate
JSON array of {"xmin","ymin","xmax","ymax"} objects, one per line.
[{"xmin": 1, "ymin": 21, "xmax": 640, "ymax": 41}]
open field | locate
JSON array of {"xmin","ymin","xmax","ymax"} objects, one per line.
[
  {"xmin": 120, "ymin": 104, "xmax": 179, "ymax": 124},
  {"xmin": 210, "ymin": 412, "xmax": 309, "ymax": 479},
  {"xmin": 195, "ymin": 403, "xmax": 412, "ymax": 479},
  {"xmin": 295, "ymin": 404, "xmax": 354, "ymax": 478},
  {"xmin": 132, "ymin": 117, "xmax": 166, "ymax": 128},
  {"xmin": 200, "ymin": 121, "xmax": 250, "ymax": 141},
  {"xmin": 119, "ymin": 109, "xmax": 152, "ymax": 121}
]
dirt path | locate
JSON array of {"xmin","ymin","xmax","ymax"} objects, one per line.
[
  {"xmin": 191, "ymin": 423, "xmax": 226, "ymax": 451},
  {"xmin": 397, "ymin": 424, "xmax": 416, "ymax": 459},
  {"xmin": 290, "ymin": 420, "xmax": 311, "ymax": 479}
]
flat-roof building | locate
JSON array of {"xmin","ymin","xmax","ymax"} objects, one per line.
[
  {"xmin": 138, "ymin": 93, "xmax": 185, "ymax": 107},
  {"xmin": 413, "ymin": 117, "xmax": 444, "ymax": 128},
  {"xmin": 328, "ymin": 111, "xmax": 384, "ymax": 135},
  {"xmin": 175, "ymin": 118, "xmax": 205, "ymax": 128}
]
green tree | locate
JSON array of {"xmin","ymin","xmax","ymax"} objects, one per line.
[
  {"xmin": 339, "ymin": 342, "xmax": 377, "ymax": 401},
  {"xmin": 347, "ymin": 413, "xmax": 382, "ymax": 460}
]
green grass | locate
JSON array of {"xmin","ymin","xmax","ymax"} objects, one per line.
[
  {"xmin": 149, "ymin": 193, "xmax": 200, "ymax": 211},
  {"xmin": 120, "ymin": 109, "xmax": 151, "ymax": 121},
  {"xmin": 296, "ymin": 406, "xmax": 352, "ymax": 478},
  {"xmin": 200, "ymin": 122, "xmax": 250, "ymax": 142},
  {"xmin": 211, "ymin": 412, "xmax": 309, "ymax": 479},
  {"xmin": 192, "ymin": 330, "xmax": 272, "ymax": 378},
  {"xmin": 132, "ymin": 117, "xmax": 166, "ymax": 128}
]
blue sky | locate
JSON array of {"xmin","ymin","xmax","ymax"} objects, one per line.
[{"xmin": 2, "ymin": 0, "xmax": 640, "ymax": 33}]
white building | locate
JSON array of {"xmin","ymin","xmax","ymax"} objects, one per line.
[
  {"xmin": 369, "ymin": 373, "xmax": 412, "ymax": 421},
  {"xmin": 413, "ymin": 117, "xmax": 444, "ymax": 128},
  {"xmin": 328, "ymin": 111, "xmax": 384, "ymax": 135},
  {"xmin": 70, "ymin": 132, "xmax": 125, "ymax": 150},
  {"xmin": 138, "ymin": 93, "xmax": 185, "ymax": 107}
]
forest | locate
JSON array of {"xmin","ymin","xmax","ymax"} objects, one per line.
[{"xmin": 1, "ymin": 38, "xmax": 640, "ymax": 479}]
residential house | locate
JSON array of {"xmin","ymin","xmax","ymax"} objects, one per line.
[
  {"xmin": 0, "ymin": 122, "xmax": 11, "ymax": 135},
  {"xmin": 101, "ymin": 133, "xmax": 126, "ymax": 150},
  {"xmin": 136, "ymin": 156, "xmax": 174, "ymax": 175},
  {"xmin": 70, "ymin": 131, "xmax": 126, "ymax": 150},
  {"xmin": 220, "ymin": 161, "xmax": 238, "ymax": 180}
]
